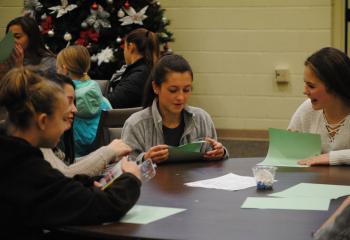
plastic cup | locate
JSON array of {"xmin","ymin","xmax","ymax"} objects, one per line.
[
  {"xmin": 252, "ymin": 165, "xmax": 277, "ymax": 190},
  {"xmin": 140, "ymin": 159, "xmax": 157, "ymax": 182}
]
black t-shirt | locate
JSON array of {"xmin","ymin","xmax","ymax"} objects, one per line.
[{"xmin": 163, "ymin": 116, "xmax": 185, "ymax": 147}]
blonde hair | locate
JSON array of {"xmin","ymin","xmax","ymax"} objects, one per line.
[
  {"xmin": 0, "ymin": 67, "xmax": 64, "ymax": 130},
  {"xmin": 57, "ymin": 45, "xmax": 91, "ymax": 80}
]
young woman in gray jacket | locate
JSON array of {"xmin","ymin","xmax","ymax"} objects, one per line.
[{"xmin": 121, "ymin": 54, "xmax": 228, "ymax": 163}]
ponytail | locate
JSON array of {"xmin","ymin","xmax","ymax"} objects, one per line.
[
  {"xmin": 0, "ymin": 67, "xmax": 64, "ymax": 130},
  {"xmin": 125, "ymin": 28, "xmax": 160, "ymax": 69}
]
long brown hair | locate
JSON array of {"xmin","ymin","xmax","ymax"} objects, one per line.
[{"xmin": 125, "ymin": 28, "xmax": 160, "ymax": 69}]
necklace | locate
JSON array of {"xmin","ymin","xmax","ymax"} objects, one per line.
[{"xmin": 322, "ymin": 111, "xmax": 347, "ymax": 142}]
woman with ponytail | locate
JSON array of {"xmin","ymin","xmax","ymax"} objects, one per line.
[
  {"xmin": 0, "ymin": 67, "xmax": 141, "ymax": 239},
  {"xmin": 108, "ymin": 28, "xmax": 160, "ymax": 108},
  {"xmin": 56, "ymin": 45, "xmax": 112, "ymax": 156}
]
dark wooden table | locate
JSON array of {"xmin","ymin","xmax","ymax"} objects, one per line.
[{"xmin": 55, "ymin": 158, "xmax": 350, "ymax": 240}]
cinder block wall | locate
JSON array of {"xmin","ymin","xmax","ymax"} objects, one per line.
[
  {"xmin": 0, "ymin": 0, "xmax": 22, "ymax": 37},
  {"xmin": 0, "ymin": 0, "xmax": 335, "ymax": 136},
  {"xmin": 161, "ymin": 0, "xmax": 332, "ymax": 132}
]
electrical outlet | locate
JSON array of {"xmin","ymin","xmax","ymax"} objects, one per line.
[{"xmin": 275, "ymin": 68, "xmax": 289, "ymax": 83}]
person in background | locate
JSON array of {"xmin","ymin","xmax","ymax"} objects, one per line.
[
  {"xmin": 56, "ymin": 45, "xmax": 112, "ymax": 156},
  {"xmin": 0, "ymin": 32, "xmax": 17, "ymax": 120},
  {"xmin": 40, "ymin": 72, "xmax": 132, "ymax": 177},
  {"xmin": 6, "ymin": 16, "xmax": 56, "ymax": 73},
  {"xmin": 108, "ymin": 28, "xmax": 160, "ymax": 108},
  {"xmin": 121, "ymin": 54, "xmax": 228, "ymax": 163},
  {"xmin": 288, "ymin": 47, "xmax": 350, "ymax": 166},
  {"xmin": 0, "ymin": 67, "xmax": 141, "ymax": 239}
]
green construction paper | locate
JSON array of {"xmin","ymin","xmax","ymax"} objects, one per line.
[
  {"xmin": 258, "ymin": 128, "xmax": 321, "ymax": 167},
  {"xmin": 0, "ymin": 32, "xmax": 14, "ymax": 63},
  {"xmin": 241, "ymin": 197, "xmax": 330, "ymax": 211},
  {"xmin": 269, "ymin": 183, "xmax": 350, "ymax": 199},
  {"xmin": 172, "ymin": 141, "xmax": 206, "ymax": 152},
  {"xmin": 168, "ymin": 141, "xmax": 206, "ymax": 162},
  {"xmin": 120, "ymin": 205, "xmax": 186, "ymax": 224}
]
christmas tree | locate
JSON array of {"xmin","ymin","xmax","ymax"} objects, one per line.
[{"xmin": 24, "ymin": 0, "xmax": 173, "ymax": 79}]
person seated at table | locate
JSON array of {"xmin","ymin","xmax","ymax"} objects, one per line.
[
  {"xmin": 121, "ymin": 54, "xmax": 229, "ymax": 163},
  {"xmin": 6, "ymin": 16, "xmax": 56, "ymax": 73},
  {"xmin": 40, "ymin": 72, "xmax": 132, "ymax": 177},
  {"xmin": 313, "ymin": 196, "xmax": 350, "ymax": 239},
  {"xmin": 0, "ymin": 67, "xmax": 141, "ymax": 239},
  {"xmin": 56, "ymin": 45, "xmax": 112, "ymax": 157},
  {"xmin": 107, "ymin": 28, "xmax": 160, "ymax": 108},
  {"xmin": 288, "ymin": 47, "xmax": 350, "ymax": 166}
]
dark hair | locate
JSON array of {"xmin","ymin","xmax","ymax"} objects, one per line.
[
  {"xmin": 125, "ymin": 28, "xmax": 160, "ymax": 69},
  {"xmin": 43, "ymin": 70, "xmax": 75, "ymax": 90},
  {"xmin": 0, "ymin": 67, "xmax": 64, "ymax": 130},
  {"xmin": 6, "ymin": 16, "xmax": 54, "ymax": 65},
  {"xmin": 305, "ymin": 47, "xmax": 350, "ymax": 106},
  {"xmin": 42, "ymin": 71, "xmax": 76, "ymax": 164},
  {"xmin": 143, "ymin": 54, "xmax": 193, "ymax": 107}
]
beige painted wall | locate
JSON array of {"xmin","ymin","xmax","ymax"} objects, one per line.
[
  {"xmin": 161, "ymin": 0, "xmax": 332, "ymax": 130},
  {"xmin": 0, "ymin": 0, "xmax": 340, "ymax": 132},
  {"xmin": 0, "ymin": 0, "xmax": 22, "ymax": 37}
]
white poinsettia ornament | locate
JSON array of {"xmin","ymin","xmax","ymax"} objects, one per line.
[
  {"xmin": 49, "ymin": 0, "xmax": 78, "ymax": 18},
  {"xmin": 119, "ymin": 5, "xmax": 148, "ymax": 26},
  {"xmin": 92, "ymin": 47, "xmax": 114, "ymax": 66},
  {"xmin": 85, "ymin": 4, "xmax": 111, "ymax": 32},
  {"xmin": 23, "ymin": 0, "xmax": 43, "ymax": 17}
]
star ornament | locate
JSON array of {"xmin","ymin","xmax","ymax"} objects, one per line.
[
  {"xmin": 49, "ymin": 0, "xmax": 77, "ymax": 18},
  {"xmin": 93, "ymin": 47, "xmax": 115, "ymax": 66},
  {"xmin": 119, "ymin": 5, "xmax": 148, "ymax": 26}
]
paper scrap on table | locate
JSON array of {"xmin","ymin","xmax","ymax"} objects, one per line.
[
  {"xmin": 120, "ymin": 205, "xmax": 186, "ymax": 224},
  {"xmin": 184, "ymin": 173, "xmax": 256, "ymax": 191},
  {"xmin": 269, "ymin": 183, "xmax": 350, "ymax": 199},
  {"xmin": 241, "ymin": 197, "xmax": 330, "ymax": 211},
  {"xmin": 258, "ymin": 128, "xmax": 321, "ymax": 167}
]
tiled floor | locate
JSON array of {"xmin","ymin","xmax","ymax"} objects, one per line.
[{"xmin": 219, "ymin": 138, "xmax": 268, "ymax": 158}]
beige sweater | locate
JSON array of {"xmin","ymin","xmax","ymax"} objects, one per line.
[
  {"xmin": 41, "ymin": 146, "xmax": 116, "ymax": 177},
  {"xmin": 288, "ymin": 99, "xmax": 350, "ymax": 165}
]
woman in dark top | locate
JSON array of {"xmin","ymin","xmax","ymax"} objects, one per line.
[
  {"xmin": 6, "ymin": 16, "xmax": 56, "ymax": 73},
  {"xmin": 108, "ymin": 28, "xmax": 160, "ymax": 108},
  {"xmin": 0, "ymin": 67, "xmax": 141, "ymax": 239}
]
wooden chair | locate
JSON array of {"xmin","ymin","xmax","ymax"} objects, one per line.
[
  {"xmin": 90, "ymin": 107, "xmax": 142, "ymax": 150},
  {"xmin": 93, "ymin": 79, "xmax": 110, "ymax": 96}
]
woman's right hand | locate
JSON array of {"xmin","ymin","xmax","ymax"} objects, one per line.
[
  {"xmin": 13, "ymin": 44, "xmax": 24, "ymax": 67},
  {"xmin": 108, "ymin": 139, "xmax": 132, "ymax": 158},
  {"xmin": 144, "ymin": 145, "xmax": 169, "ymax": 163},
  {"xmin": 120, "ymin": 157, "xmax": 141, "ymax": 180}
]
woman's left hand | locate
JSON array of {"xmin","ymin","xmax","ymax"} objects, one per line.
[
  {"xmin": 298, "ymin": 153, "xmax": 329, "ymax": 166},
  {"xmin": 203, "ymin": 137, "xmax": 225, "ymax": 160}
]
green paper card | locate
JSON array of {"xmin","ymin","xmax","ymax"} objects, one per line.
[
  {"xmin": 120, "ymin": 205, "xmax": 186, "ymax": 224},
  {"xmin": 258, "ymin": 128, "xmax": 321, "ymax": 167},
  {"xmin": 0, "ymin": 32, "xmax": 14, "ymax": 63},
  {"xmin": 168, "ymin": 141, "xmax": 206, "ymax": 162},
  {"xmin": 269, "ymin": 183, "xmax": 350, "ymax": 199},
  {"xmin": 241, "ymin": 197, "xmax": 330, "ymax": 211}
]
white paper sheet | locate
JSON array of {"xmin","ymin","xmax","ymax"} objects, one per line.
[{"xmin": 184, "ymin": 173, "xmax": 256, "ymax": 191}]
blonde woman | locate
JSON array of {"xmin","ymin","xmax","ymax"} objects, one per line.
[{"xmin": 57, "ymin": 45, "xmax": 112, "ymax": 156}]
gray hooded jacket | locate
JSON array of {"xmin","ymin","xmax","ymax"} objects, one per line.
[{"xmin": 121, "ymin": 99, "xmax": 229, "ymax": 162}]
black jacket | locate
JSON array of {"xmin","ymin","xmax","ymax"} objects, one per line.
[
  {"xmin": 108, "ymin": 58, "xmax": 150, "ymax": 108},
  {"xmin": 0, "ymin": 134, "xmax": 141, "ymax": 239}
]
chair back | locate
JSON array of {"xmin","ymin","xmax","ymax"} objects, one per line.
[
  {"xmin": 91, "ymin": 107, "xmax": 142, "ymax": 150},
  {"xmin": 0, "ymin": 107, "xmax": 7, "ymax": 121},
  {"xmin": 93, "ymin": 79, "xmax": 110, "ymax": 96}
]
